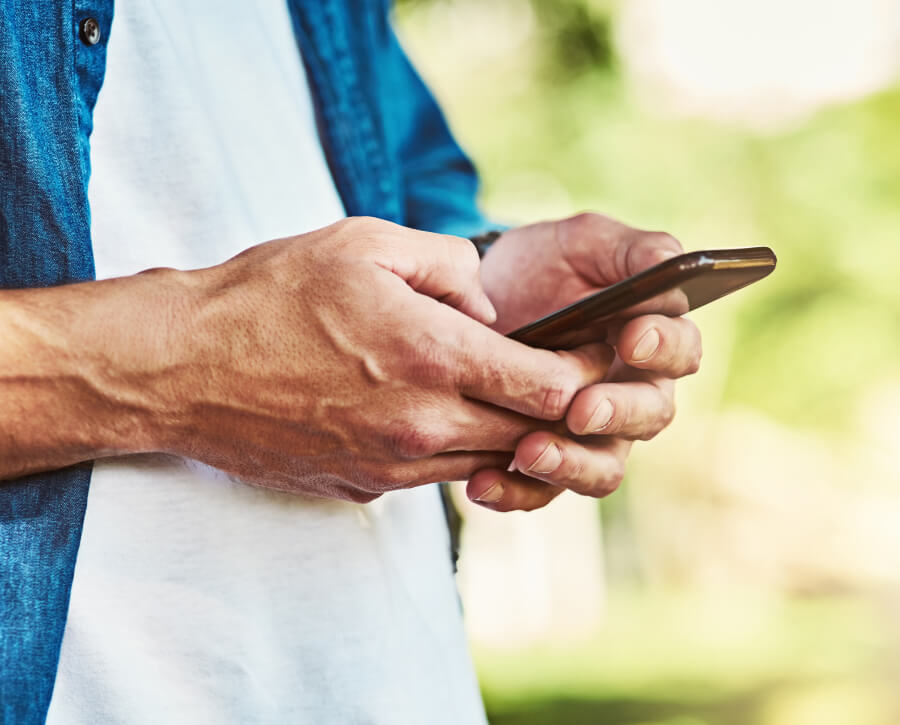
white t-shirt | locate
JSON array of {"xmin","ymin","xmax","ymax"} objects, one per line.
[{"xmin": 46, "ymin": 3, "xmax": 486, "ymax": 723}]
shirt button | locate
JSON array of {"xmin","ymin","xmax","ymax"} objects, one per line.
[{"xmin": 79, "ymin": 17, "xmax": 101, "ymax": 46}]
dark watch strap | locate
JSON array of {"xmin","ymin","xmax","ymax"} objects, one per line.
[{"xmin": 469, "ymin": 230, "xmax": 503, "ymax": 258}]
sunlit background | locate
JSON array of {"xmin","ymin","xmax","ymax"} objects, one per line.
[{"xmin": 394, "ymin": 1, "xmax": 900, "ymax": 723}]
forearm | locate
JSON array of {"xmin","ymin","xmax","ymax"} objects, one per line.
[
  {"xmin": 0, "ymin": 216, "xmax": 641, "ymax": 510},
  {"xmin": 0, "ymin": 269, "xmax": 193, "ymax": 480}
]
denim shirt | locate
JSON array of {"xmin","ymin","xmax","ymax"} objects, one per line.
[{"xmin": 0, "ymin": 1, "xmax": 485, "ymax": 720}]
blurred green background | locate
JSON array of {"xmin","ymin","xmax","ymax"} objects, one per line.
[{"xmin": 395, "ymin": 1, "xmax": 900, "ymax": 724}]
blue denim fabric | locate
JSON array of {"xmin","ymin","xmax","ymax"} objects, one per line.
[
  {"xmin": 0, "ymin": 2, "xmax": 111, "ymax": 722},
  {"xmin": 290, "ymin": 0, "xmax": 487, "ymax": 236},
  {"xmin": 0, "ymin": 0, "xmax": 486, "ymax": 721}
]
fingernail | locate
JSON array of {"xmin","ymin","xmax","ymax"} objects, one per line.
[
  {"xmin": 473, "ymin": 481, "xmax": 504, "ymax": 503},
  {"xmin": 528, "ymin": 443, "xmax": 562, "ymax": 474},
  {"xmin": 587, "ymin": 399, "xmax": 614, "ymax": 432},
  {"xmin": 632, "ymin": 328, "xmax": 660, "ymax": 362}
]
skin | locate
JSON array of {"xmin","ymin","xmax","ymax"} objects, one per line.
[
  {"xmin": 0, "ymin": 213, "xmax": 701, "ymax": 511},
  {"xmin": 470, "ymin": 212, "xmax": 702, "ymax": 511}
]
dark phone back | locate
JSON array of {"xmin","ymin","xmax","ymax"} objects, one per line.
[{"xmin": 509, "ymin": 247, "xmax": 776, "ymax": 350}]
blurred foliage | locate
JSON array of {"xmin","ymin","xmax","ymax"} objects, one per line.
[
  {"xmin": 395, "ymin": 1, "xmax": 900, "ymax": 723},
  {"xmin": 397, "ymin": 0, "xmax": 616, "ymax": 77},
  {"xmin": 395, "ymin": 0, "xmax": 900, "ymax": 435},
  {"xmin": 529, "ymin": 0, "xmax": 616, "ymax": 79},
  {"xmin": 477, "ymin": 594, "xmax": 894, "ymax": 725}
]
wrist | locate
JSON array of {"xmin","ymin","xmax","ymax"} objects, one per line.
[
  {"xmin": 31, "ymin": 267, "xmax": 204, "ymax": 459},
  {"xmin": 112, "ymin": 266, "xmax": 213, "ymax": 458},
  {"xmin": 0, "ymin": 263, "xmax": 221, "ymax": 479},
  {"xmin": 142, "ymin": 259, "xmax": 261, "ymax": 460},
  {"xmin": 0, "ymin": 285, "xmax": 145, "ymax": 474}
]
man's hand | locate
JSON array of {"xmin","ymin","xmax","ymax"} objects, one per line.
[
  {"xmin": 0, "ymin": 217, "xmax": 614, "ymax": 502},
  {"xmin": 468, "ymin": 212, "xmax": 703, "ymax": 511}
]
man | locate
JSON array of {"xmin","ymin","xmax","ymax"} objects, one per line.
[{"xmin": 0, "ymin": 1, "xmax": 701, "ymax": 723}]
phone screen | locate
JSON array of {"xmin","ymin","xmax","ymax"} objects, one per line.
[{"xmin": 508, "ymin": 247, "xmax": 776, "ymax": 350}]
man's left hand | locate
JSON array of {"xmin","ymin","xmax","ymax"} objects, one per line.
[{"xmin": 468, "ymin": 213, "xmax": 703, "ymax": 511}]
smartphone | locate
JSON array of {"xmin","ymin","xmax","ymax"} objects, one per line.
[{"xmin": 508, "ymin": 247, "xmax": 776, "ymax": 350}]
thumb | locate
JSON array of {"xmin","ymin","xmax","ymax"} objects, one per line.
[
  {"xmin": 556, "ymin": 214, "xmax": 684, "ymax": 286},
  {"xmin": 377, "ymin": 227, "xmax": 497, "ymax": 325}
]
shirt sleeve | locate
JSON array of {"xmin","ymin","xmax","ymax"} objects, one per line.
[{"xmin": 376, "ymin": 6, "xmax": 492, "ymax": 238}]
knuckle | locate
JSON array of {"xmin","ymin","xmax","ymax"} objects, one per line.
[
  {"xmin": 567, "ymin": 211, "xmax": 603, "ymax": 234},
  {"xmin": 378, "ymin": 467, "xmax": 413, "ymax": 490},
  {"xmin": 344, "ymin": 215, "xmax": 381, "ymax": 231},
  {"xmin": 357, "ymin": 459, "xmax": 425, "ymax": 492},
  {"xmin": 637, "ymin": 400, "xmax": 675, "ymax": 441},
  {"xmin": 540, "ymin": 385, "xmax": 569, "ymax": 420},
  {"xmin": 333, "ymin": 217, "xmax": 377, "ymax": 253},
  {"xmin": 334, "ymin": 216, "xmax": 369, "ymax": 236},
  {"xmin": 686, "ymin": 344, "xmax": 703, "ymax": 375},
  {"xmin": 661, "ymin": 399, "xmax": 677, "ymax": 429},
  {"xmin": 559, "ymin": 457, "xmax": 587, "ymax": 488},
  {"xmin": 562, "ymin": 212, "xmax": 609, "ymax": 245},
  {"xmin": 336, "ymin": 216, "xmax": 395, "ymax": 250},
  {"xmin": 607, "ymin": 464, "xmax": 626, "ymax": 493},
  {"xmin": 386, "ymin": 423, "xmax": 443, "ymax": 460},
  {"xmin": 635, "ymin": 426, "xmax": 659, "ymax": 442},
  {"xmin": 539, "ymin": 377, "xmax": 577, "ymax": 420},
  {"xmin": 648, "ymin": 230, "xmax": 684, "ymax": 253},
  {"xmin": 448, "ymin": 233, "xmax": 481, "ymax": 268},
  {"xmin": 593, "ymin": 462, "xmax": 625, "ymax": 498}
]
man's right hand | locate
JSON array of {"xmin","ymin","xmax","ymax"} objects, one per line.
[{"xmin": 0, "ymin": 217, "xmax": 612, "ymax": 502}]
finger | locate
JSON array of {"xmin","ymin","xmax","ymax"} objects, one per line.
[
  {"xmin": 438, "ymin": 397, "xmax": 570, "ymax": 453},
  {"xmin": 616, "ymin": 314, "xmax": 702, "ymax": 378},
  {"xmin": 557, "ymin": 213, "xmax": 684, "ymax": 286},
  {"xmin": 375, "ymin": 450, "xmax": 512, "ymax": 492},
  {"xmin": 565, "ymin": 379, "xmax": 675, "ymax": 440},
  {"xmin": 618, "ymin": 230, "xmax": 684, "ymax": 278},
  {"xmin": 466, "ymin": 469, "xmax": 563, "ymax": 512},
  {"xmin": 371, "ymin": 219, "xmax": 497, "ymax": 325},
  {"xmin": 510, "ymin": 432, "xmax": 632, "ymax": 498},
  {"xmin": 453, "ymin": 326, "xmax": 615, "ymax": 421}
]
